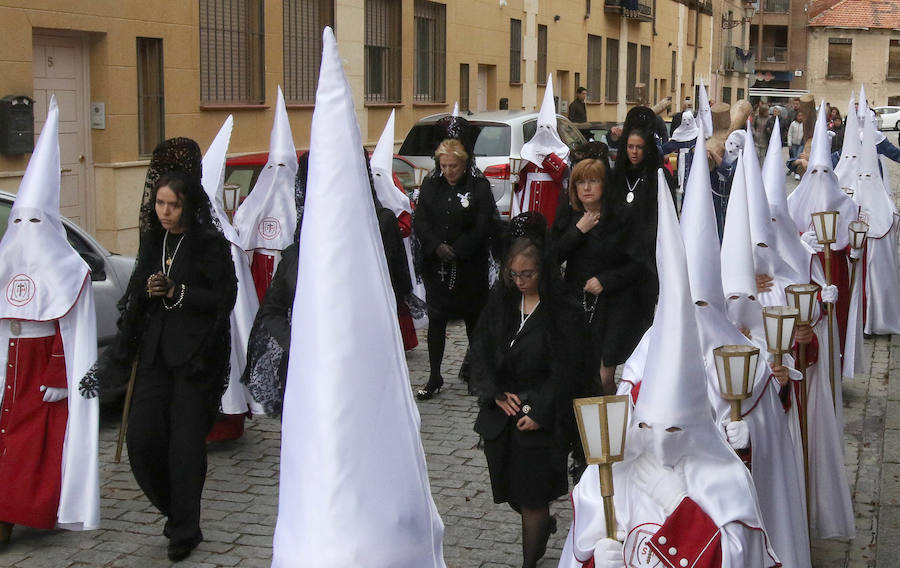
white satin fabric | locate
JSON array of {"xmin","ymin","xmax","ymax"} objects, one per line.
[
  {"xmin": 0, "ymin": 280, "xmax": 100, "ymax": 530},
  {"xmin": 272, "ymin": 28, "xmax": 445, "ymax": 567}
]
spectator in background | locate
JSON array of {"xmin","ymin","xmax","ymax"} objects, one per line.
[
  {"xmin": 568, "ymin": 87, "xmax": 587, "ymax": 124},
  {"xmin": 830, "ymin": 114, "xmax": 845, "ymax": 154},
  {"xmin": 787, "ymin": 110, "xmax": 805, "ymax": 179},
  {"xmin": 752, "ymin": 102, "xmax": 771, "ymax": 165}
]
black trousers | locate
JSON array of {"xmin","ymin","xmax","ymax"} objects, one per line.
[{"xmin": 127, "ymin": 348, "xmax": 215, "ymax": 546}]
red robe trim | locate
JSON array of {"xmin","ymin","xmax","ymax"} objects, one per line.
[
  {"xmin": 0, "ymin": 325, "xmax": 68, "ymax": 529},
  {"xmin": 251, "ymin": 251, "xmax": 277, "ymax": 303},
  {"xmin": 648, "ymin": 497, "xmax": 722, "ymax": 568},
  {"xmin": 515, "ymin": 153, "xmax": 567, "ymax": 226}
]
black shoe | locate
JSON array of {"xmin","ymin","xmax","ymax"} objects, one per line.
[
  {"xmin": 167, "ymin": 537, "xmax": 201, "ymax": 562},
  {"xmin": 416, "ymin": 376, "xmax": 444, "ymax": 400},
  {"xmin": 163, "ymin": 520, "xmax": 172, "ymax": 539},
  {"xmin": 0, "ymin": 522, "xmax": 12, "ymax": 546}
]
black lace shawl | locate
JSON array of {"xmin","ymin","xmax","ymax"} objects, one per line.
[{"xmin": 80, "ymin": 138, "xmax": 236, "ymax": 400}]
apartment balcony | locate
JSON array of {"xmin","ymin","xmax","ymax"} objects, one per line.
[
  {"xmin": 723, "ymin": 46, "xmax": 755, "ymax": 75},
  {"xmin": 604, "ymin": 0, "xmax": 653, "ymax": 22},
  {"xmin": 757, "ymin": 45, "xmax": 788, "ymax": 63}
]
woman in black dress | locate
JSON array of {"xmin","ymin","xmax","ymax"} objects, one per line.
[
  {"xmin": 471, "ymin": 213, "xmax": 585, "ymax": 568},
  {"xmin": 81, "ymin": 138, "xmax": 237, "ymax": 562},
  {"xmin": 553, "ymin": 157, "xmax": 655, "ymax": 395},
  {"xmin": 413, "ymin": 126, "xmax": 496, "ymax": 399}
]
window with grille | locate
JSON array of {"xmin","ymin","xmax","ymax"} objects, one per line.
[
  {"xmin": 626, "ymin": 42, "xmax": 638, "ymax": 103},
  {"xmin": 537, "ymin": 25, "xmax": 548, "ymax": 84},
  {"xmin": 284, "ymin": 0, "xmax": 334, "ymax": 104},
  {"xmin": 670, "ymin": 51, "xmax": 676, "ymax": 91},
  {"xmin": 640, "ymin": 45, "xmax": 651, "ymax": 103},
  {"xmin": 509, "ymin": 19, "xmax": 522, "ymax": 83},
  {"xmin": 737, "ymin": 87, "xmax": 744, "ymax": 100},
  {"xmin": 587, "ymin": 34, "xmax": 602, "ymax": 102},
  {"xmin": 827, "ymin": 38, "xmax": 852, "ymax": 79},
  {"xmin": 687, "ymin": 8, "xmax": 697, "ymax": 46},
  {"xmin": 722, "ymin": 86, "xmax": 732, "ymax": 104},
  {"xmin": 137, "ymin": 37, "xmax": 164, "ymax": 157},
  {"xmin": 460, "ymin": 63, "xmax": 470, "ymax": 112},
  {"xmin": 605, "ymin": 37, "xmax": 618, "ymax": 103},
  {"xmin": 888, "ymin": 39, "xmax": 900, "ymax": 80},
  {"xmin": 199, "ymin": 0, "xmax": 265, "ymax": 105},
  {"xmin": 365, "ymin": 0, "xmax": 401, "ymax": 102},
  {"xmin": 414, "ymin": 0, "xmax": 446, "ymax": 102}
]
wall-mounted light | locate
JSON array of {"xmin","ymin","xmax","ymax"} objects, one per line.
[{"xmin": 721, "ymin": 0, "xmax": 756, "ymax": 29}]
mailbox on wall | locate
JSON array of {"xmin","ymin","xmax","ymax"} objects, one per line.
[{"xmin": 0, "ymin": 95, "xmax": 35, "ymax": 156}]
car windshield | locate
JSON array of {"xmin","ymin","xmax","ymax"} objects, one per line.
[
  {"xmin": 522, "ymin": 120, "xmax": 585, "ymax": 149},
  {"xmin": 0, "ymin": 200, "xmax": 9, "ymax": 242},
  {"xmin": 399, "ymin": 122, "xmax": 511, "ymax": 157}
]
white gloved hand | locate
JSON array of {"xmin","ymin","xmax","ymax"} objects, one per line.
[
  {"xmin": 787, "ymin": 365, "xmax": 803, "ymax": 381},
  {"xmin": 633, "ymin": 455, "xmax": 687, "ymax": 516},
  {"xmin": 850, "ymin": 247, "xmax": 862, "ymax": 260},
  {"xmin": 723, "ymin": 418, "xmax": 750, "ymax": 450},
  {"xmin": 593, "ymin": 538, "xmax": 626, "ymax": 568},
  {"xmin": 821, "ymin": 284, "xmax": 838, "ymax": 304},
  {"xmin": 40, "ymin": 385, "xmax": 68, "ymax": 403},
  {"xmin": 801, "ymin": 231, "xmax": 824, "ymax": 254}
]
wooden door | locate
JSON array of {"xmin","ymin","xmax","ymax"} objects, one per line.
[{"xmin": 32, "ymin": 33, "xmax": 91, "ymax": 230}]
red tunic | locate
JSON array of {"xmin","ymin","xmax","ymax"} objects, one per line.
[
  {"xmin": 251, "ymin": 251, "xmax": 278, "ymax": 303},
  {"xmin": 0, "ymin": 324, "xmax": 68, "ymax": 529},
  {"xmin": 514, "ymin": 153, "xmax": 567, "ymax": 227}
]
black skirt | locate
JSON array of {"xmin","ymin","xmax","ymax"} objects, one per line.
[{"xmin": 481, "ymin": 418, "xmax": 567, "ymax": 508}]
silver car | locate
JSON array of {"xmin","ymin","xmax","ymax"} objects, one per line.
[
  {"xmin": 398, "ymin": 110, "xmax": 587, "ymax": 218},
  {"xmin": 0, "ymin": 190, "xmax": 135, "ymax": 347}
]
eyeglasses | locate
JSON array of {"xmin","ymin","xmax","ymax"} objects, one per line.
[{"xmin": 508, "ymin": 269, "xmax": 539, "ymax": 282}]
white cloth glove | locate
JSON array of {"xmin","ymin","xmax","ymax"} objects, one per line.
[
  {"xmin": 821, "ymin": 284, "xmax": 838, "ymax": 304},
  {"xmin": 850, "ymin": 247, "xmax": 862, "ymax": 260},
  {"xmin": 788, "ymin": 365, "xmax": 803, "ymax": 381},
  {"xmin": 801, "ymin": 230, "xmax": 824, "ymax": 254},
  {"xmin": 593, "ymin": 538, "xmax": 626, "ymax": 568},
  {"xmin": 723, "ymin": 418, "xmax": 750, "ymax": 450},
  {"xmin": 633, "ymin": 455, "xmax": 688, "ymax": 516},
  {"xmin": 41, "ymin": 385, "xmax": 68, "ymax": 403}
]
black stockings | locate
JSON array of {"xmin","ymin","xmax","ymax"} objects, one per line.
[
  {"xmin": 520, "ymin": 504, "xmax": 552, "ymax": 568},
  {"xmin": 425, "ymin": 311, "xmax": 479, "ymax": 388}
]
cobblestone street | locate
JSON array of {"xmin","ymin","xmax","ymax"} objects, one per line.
[{"xmin": 2, "ymin": 159, "xmax": 900, "ymax": 567}]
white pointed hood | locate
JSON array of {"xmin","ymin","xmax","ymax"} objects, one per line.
[
  {"xmin": 371, "ymin": 110, "xmax": 412, "ymax": 217},
  {"xmin": 232, "ymin": 86, "xmax": 299, "ymax": 252},
  {"xmin": 762, "ymin": 116, "xmax": 812, "ymax": 279},
  {"xmin": 201, "ymin": 115, "xmax": 239, "ymax": 245},
  {"xmin": 853, "ymin": 108, "xmax": 897, "ymax": 238},
  {"xmin": 520, "ymin": 74, "xmax": 569, "ymax": 167},
  {"xmin": 680, "ymin": 123, "xmax": 725, "ymax": 311},
  {"xmin": 787, "ymin": 101, "xmax": 859, "ymax": 250},
  {"xmin": 451, "ymin": 101, "xmax": 459, "ymax": 117},
  {"xmin": 697, "ymin": 78, "xmax": 714, "ymax": 136},
  {"xmin": 742, "ymin": 121, "xmax": 776, "ymax": 254},
  {"xmin": 0, "ymin": 95, "xmax": 90, "ymax": 320},
  {"xmin": 271, "ymin": 28, "xmax": 445, "ymax": 568},
  {"xmin": 835, "ymin": 92, "xmax": 860, "ymax": 192},
  {"xmin": 634, "ymin": 169, "xmax": 711, "ymax": 426},
  {"xmin": 671, "ymin": 109, "xmax": 699, "ymax": 142},
  {"xmin": 857, "ymin": 84, "xmax": 868, "ymax": 121}
]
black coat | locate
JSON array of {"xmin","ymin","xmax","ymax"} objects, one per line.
[
  {"xmin": 413, "ymin": 172, "xmax": 496, "ymax": 317},
  {"xmin": 552, "ymin": 204, "xmax": 653, "ymax": 368}
]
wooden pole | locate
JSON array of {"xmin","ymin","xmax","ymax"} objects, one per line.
[
  {"xmin": 114, "ymin": 357, "xmax": 140, "ymax": 464},
  {"xmin": 598, "ymin": 463, "xmax": 617, "ymax": 540},
  {"xmin": 730, "ymin": 399, "xmax": 742, "ymax": 423},
  {"xmin": 824, "ymin": 246, "xmax": 837, "ymax": 408}
]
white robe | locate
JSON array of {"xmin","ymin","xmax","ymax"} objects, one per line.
[
  {"xmin": 863, "ymin": 222, "xmax": 900, "ymax": 335},
  {"xmin": 0, "ymin": 278, "xmax": 99, "ymax": 530}
]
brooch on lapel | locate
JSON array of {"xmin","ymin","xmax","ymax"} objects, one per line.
[{"xmin": 457, "ymin": 192, "xmax": 471, "ymax": 208}]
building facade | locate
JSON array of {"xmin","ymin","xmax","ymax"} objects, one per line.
[
  {"xmin": 0, "ymin": 0, "xmax": 712, "ymax": 254},
  {"xmin": 806, "ymin": 0, "xmax": 900, "ymax": 110},
  {"xmin": 746, "ymin": 0, "xmax": 809, "ymax": 102}
]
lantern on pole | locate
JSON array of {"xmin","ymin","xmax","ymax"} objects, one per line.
[
  {"xmin": 713, "ymin": 345, "xmax": 760, "ymax": 423},
  {"xmin": 811, "ymin": 210, "xmax": 839, "ymax": 407},
  {"xmin": 785, "ymin": 282, "xmax": 821, "ymax": 523},
  {"xmin": 762, "ymin": 306, "xmax": 800, "ymax": 366},
  {"xmin": 223, "ymin": 183, "xmax": 241, "ymax": 222},
  {"xmin": 573, "ymin": 395, "xmax": 629, "ymax": 540},
  {"xmin": 848, "ymin": 220, "xmax": 869, "ymax": 299}
]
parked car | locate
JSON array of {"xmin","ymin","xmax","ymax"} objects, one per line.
[
  {"xmin": 224, "ymin": 151, "xmax": 422, "ymax": 210},
  {"xmin": 398, "ymin": 110, "xmax": 587, "ymax": 218},
  {"xmin": 0, "ymin": 191, "xmax": 136, "ymax": 347},
  {"xmin": 873, "ymin": 106, "xmax": 900, "ymax": 131}
]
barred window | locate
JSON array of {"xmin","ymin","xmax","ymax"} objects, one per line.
[
  {"xmin": 365, "ymin": 0, "xmax": 402, "ymax": 103},
  {"xmin": 640, "ymin": 45, "xmax": 651, "ymax": 102},
  {"xmin": 587, "ymin": 34, "xmax": 602, "ymax": 102},
  {"xmin": 890, "ymin": 39, "xmax": 900, "ymax": 80},
  {"xmin": 284, "ymin": 0, "xmax": 334, "ymax": 104},
  {"xmin": 199, "ymin": 0, "xmax": 265, "ymax": 105},
  {"xmin": 537, "ymin": 24, "xmax": 548, "ymax": 84},
  {"xmin": 606, "ymin": 38, "xmax": 619, "ymax": 103},
  {"xmin": 414, "ymin": 0, "xmax": 446, "ymax": 102},
  {"xmin": 460, "ymin": 63, "xmax": 470, "ymax": 112},
  {"xmin": 626, "ymin": 42, "xmax": 638, "ymax": 103},
  {"xmin": 827, "ymin": 38, "xmax": 852, "ymax": 79},
  {"xmin": 510, "ymin": 19, "xmax": 522, "ymax": 83},
  {"xmin": 137, "ymin": 37, "xmax": 165, "ymax": 157}
]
